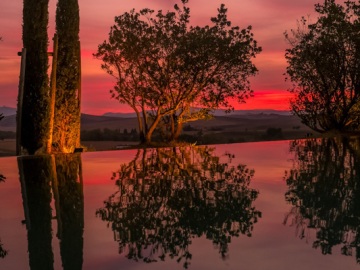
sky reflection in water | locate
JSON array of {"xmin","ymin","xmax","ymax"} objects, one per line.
[{"xmin": 0, "ymin": 139, "xmax": 359, "ymax": 270}]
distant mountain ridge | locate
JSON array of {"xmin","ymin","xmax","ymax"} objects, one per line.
[
  {"xmin": 0, "ymin": 106, "xmax": 16, "ymax": 116},
  {"xmin": 0, "ymin": 107, "xmax": 292, "ymax": 132},
  {"xmin": 103, "ymin": 109, "xmax": 291, "ymax": 118},
  {"xmin": 1, "ymin": 106, "xmax": 291, "ymax": 118}
]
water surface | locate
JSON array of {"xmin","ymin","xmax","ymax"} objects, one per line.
[{"xmin": 0, "ymin": 138, "xmax": 359, "ymax": 269}]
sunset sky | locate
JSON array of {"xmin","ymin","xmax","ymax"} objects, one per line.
[{"xmin": 0, "ymin": 0, "xmax": 323, "ymax": 115}]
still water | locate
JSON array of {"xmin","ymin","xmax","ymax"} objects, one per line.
[{"xmin": 0, "ymin": 138, "xmax": 359, "ymax": 270}]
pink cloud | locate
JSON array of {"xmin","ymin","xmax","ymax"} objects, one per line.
[{"xmin": 0, "ymin": 0, "xmax": 321, "ymax": 114}]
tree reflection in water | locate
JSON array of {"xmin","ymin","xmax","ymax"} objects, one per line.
[
  {"xmin": 18, "ymin": 154, "xmax": 84, "ymax": 270},
  {"xmin": 284, "ymin": 137, "xmax": 360, "ymax": 263},
  {"xmin": 54, "ymin": 154, "xmax": 84, "ymax": 270},
  {"xmin": 0, "ymin": 173, "xmax": 7, "ymax": 259},
  {"xmin": 18, "ymin": 155, "xmax": 54, "ymax": 269},
  {"xmin": 97, "ymin": 146, "xmax": 261, "ymax": 268}
]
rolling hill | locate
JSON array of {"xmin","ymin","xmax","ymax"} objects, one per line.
[{"xmin": 0, "ymin": 109, "xmax": 310, "ymax": 136}]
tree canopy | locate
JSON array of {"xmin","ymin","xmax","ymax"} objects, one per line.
[
  {"xmin": 285, "ymin": 0, "xmax": 360, "ymax": 133},
  {"xmin": 95, "ymin": 0, "xmax": 261, "ymax": 143},
  {"xmin": 54, "ymin": 0, "xmax": 81, "ymax": 153}
]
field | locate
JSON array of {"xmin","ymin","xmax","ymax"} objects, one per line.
[
  {"xmin": 0, "ymin": 112, "xmax": 316, "ymax": 156},
  {"xmin": 0, "ymin": 139, "xmax": 16, "ymax": 157}
]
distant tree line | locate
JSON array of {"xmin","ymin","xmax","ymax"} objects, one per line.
[{"xmin": 81, "ymin": 128, "xmax": 138, "ymax": 141}]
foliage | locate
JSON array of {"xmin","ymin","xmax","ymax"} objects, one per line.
[
  {"xmin": 54, "ymin": 0, "xmax": 81, "ymax": 153},
  {"xmin": 95, "ymin": 0, "xmax": 261, "ymax": 143},
  {"xmin": 263, "ymin": 127, "xmax": 283, "ymax": 140},
  {"xmin": 81, "ymin": 128, "xmax": 138, "ymax": 141},
  {"xmin": 96, "ymin": 146, "xmax": 260, "ymax": 268},
  {"xmin": 284, "ymin": 137, "xmax": 360, "ymax": 262},
  {"xmin": 285, "ymin": 0, "xmax": 360, "ymax": 133},
  {"xmin": 0, "ymin": 131, "xmax": 16, "ymax": 140},
  {"xmin": 21, "ymin": 0, "xmax": 50, "ymax": 154}
]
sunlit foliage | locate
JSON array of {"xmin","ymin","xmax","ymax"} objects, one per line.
[{"xmin": 54, "ymin": 0, "xmax": 81, "ymax": 153}]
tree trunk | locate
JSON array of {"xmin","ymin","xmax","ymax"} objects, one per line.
[
  {"xmin": 134, "ymin": 109, "xmax": 145, "ymax": 143},
  {"xmin": 145, "ymin": 114, "xmax": 162, "ymax": 144},
  {"xmin": 172, "ymin": 121, "xmax": 183, "ymax": 141}
]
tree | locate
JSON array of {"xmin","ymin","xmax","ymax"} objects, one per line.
[
  {"xmin": 95, "ymin": 0, "xmax": 261, "ymax": 143},
  {"xmin": 54, "ymin": 0, "xmax": 81, "ymax": 153},
  {"xmin": 21, "ymin": 0, "xmax": 50, "ymax": 154},
  {"xmin": 285, "ymin": 0, "xmax": 360, "ymax": 133}
]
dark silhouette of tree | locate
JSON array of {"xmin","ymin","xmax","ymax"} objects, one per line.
[
  {"xmin": 54, "ymin": 0, "xmax": 81, "ymax": 153},
  {"xmin": 95, "ymin": 0, "xmax": 261, "ymax": 144},
  {"xmin": 285, "ymin": 0, "xmax": 360, "ymax": 133},
  {"xmin": 96, "ymin": 146, "xmax": 260, "ymax": 268},
  {"xmin": 284, "ymin": 137, "xmax": 360, "ymax": 263},
  {"xmin": 18, "ymin": 156, "xmax": 54, "ymax": 269},
  {"xmin": 21, "ymin": 0, "xmax": 51, "ymax": 154}
]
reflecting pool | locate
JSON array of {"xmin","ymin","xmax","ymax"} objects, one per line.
[{"xmin": 0, "ymin": 138, "xmax": 359, "ymax": 269}]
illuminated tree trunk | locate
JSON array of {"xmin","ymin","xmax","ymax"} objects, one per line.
[
  {"xmin": 54, "ymin": 0, "xmax": 81, "ymax": 153},
  {"xmin": 21, "ymin": 0, "xmax": 50, "ymax": 154}
]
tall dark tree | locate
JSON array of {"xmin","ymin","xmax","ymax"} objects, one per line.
[
  {"xmin": 285, "ymin": 0, "xmax": 360, "ymax": 133},
  {"xmin": 54, "ymin": 0, "xmax": 81, "ymax": 153},
  {"xmin": 21, "ymin": 0, "xmax": 50, "ymax": 154}
]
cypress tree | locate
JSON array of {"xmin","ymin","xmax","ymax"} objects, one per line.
[
  {"xmin": 22, "ymin": 0, "xmax": 50, "ymax": 154},
  {"xmin": 54, "ymin": 0, "xmax": 81, "ymax": 153}
]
